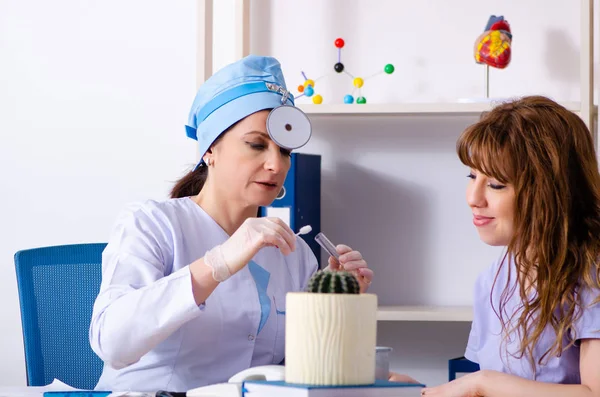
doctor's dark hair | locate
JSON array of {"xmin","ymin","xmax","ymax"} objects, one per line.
[
  {"xmin": 457, "ymin": 95, "xmax": 600, "ymax": 371},
  {"xmin": 170, "ymin": 133, "xmax": 226, "ymax": 198},
  {"xmin": 170, "ymin": 165, "xmax": 208, "ymax": 198}
]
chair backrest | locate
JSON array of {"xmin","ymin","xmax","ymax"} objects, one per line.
[
  {"xmin": 448, "ymin": 356, "xmax": 480, "ymax": 381},
  {"xmin": 14, "ymin": 243, "xmax": 107, "ymax": 389}
]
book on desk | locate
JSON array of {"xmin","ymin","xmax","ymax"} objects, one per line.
[
  {"xmin": 241, "ymin": 379, "xmax": 425, "ymax": 397},
  {"xmin": 43, "ymin": 393, "xmax": 111, "ymax": 397}
]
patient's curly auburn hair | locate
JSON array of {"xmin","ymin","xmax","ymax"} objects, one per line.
[{"xmin": 457, "ymin": 96, "xmax": 600, "ymax": 368}]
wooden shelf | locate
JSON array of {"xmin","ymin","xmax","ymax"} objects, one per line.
[
  {"xmin": 377, "ymin": 305, "xmax": 473, "ymax": 322},
  {"xmin": 297, "ymin": 102, "xmax": 592, "ymax": 116}
]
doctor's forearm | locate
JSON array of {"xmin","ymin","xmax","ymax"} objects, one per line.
[
  {"xmin": 189, "ymin": 257, "xmax": 220, "ymax": 305},
  {"xmin": 479, "ymin": 370, "xmax": 599, "ymax": 397},
  {"xmin": 90, "ymin": 267, "xmax": 203, "ymax": 369}
]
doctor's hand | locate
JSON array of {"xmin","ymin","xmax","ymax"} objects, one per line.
[
  {"xmin": 205, "ymin": 217, "xmax": 296, "ymax": 281},
  {"xmin": 324, "ymin": 244, "xmax": 373, "ymax": 293}
]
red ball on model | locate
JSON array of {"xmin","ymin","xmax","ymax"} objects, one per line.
[{"xmin": 334, "ymin": 38, "xmax": 345, "ymax": 48}]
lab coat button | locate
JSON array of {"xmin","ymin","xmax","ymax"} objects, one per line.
[{"xmin": 248, "ymin": 334, "xmax": 255, "ymax": 341}]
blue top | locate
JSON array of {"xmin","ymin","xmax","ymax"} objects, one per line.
[{"xmin": 466, "ymin": 253, "xmax": 600, "ymax": 382}]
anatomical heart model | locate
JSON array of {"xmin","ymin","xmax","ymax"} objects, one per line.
[{"xmin": 474, "ymin": 15, "xmax": 512, "ymax": 69}]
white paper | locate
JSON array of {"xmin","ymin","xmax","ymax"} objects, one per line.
[
  {"xmin": 264, "ymin": 207, "xmax": 291, "ymax": 228},
  {"xmin": 0, "ymin": 379, "xmax": 157, "ymax": 397},
  {"xmin": 0, "ymin": 378, "xmax": 79, "ymax": 397}
]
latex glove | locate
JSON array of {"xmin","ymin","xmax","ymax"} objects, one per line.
[
  {"xmin": 204, "ymin": 217, "xmax": 296, "ymax": 281},
  {"xmin": 325, "ymin": 244, "xmax": 373, "ymax": 293}
]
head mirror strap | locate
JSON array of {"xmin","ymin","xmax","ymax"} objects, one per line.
[
  {"xmin": 198, "ymin": 82, "xmax": 294, "ymax": 123},
  {"xmin": 185, "ymin": 81, "xmax": 295, "ymax": 141}
]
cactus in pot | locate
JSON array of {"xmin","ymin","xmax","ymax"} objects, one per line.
[
  {"xmin": 285, "ymin": 270, "xmax": 377, "ymax": 386},
  {"xmin": 306, "ymin": 270, "xmax": 361, "ymax": 294}
]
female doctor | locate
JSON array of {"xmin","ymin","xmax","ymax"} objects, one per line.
[{"xmin": 89, "ymin": 55, "xmax": 373, "ymax": 393}]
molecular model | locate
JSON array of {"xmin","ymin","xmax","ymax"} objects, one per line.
[{"xmin": 295, "ymin": 37, "xmax": 395, "ymax": 105}]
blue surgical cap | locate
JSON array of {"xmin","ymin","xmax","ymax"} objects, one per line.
[{"xmin": 185, "ymin": 55, "xmax": 295, "ymax": 165}]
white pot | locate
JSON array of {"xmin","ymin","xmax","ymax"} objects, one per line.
[{"xmin": 284, "ymin": 292, "xmax": 378, "ymax": 385}]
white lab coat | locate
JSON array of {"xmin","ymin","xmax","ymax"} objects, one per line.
[{"xmin": 89, "ymin": 197, "xmax": 317, "ymax": 392}]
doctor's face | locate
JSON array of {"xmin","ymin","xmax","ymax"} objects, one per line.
[
  {"xmin": 210, "ymin": 110, "xmax": 291, "ymax": 206},
  {"xmin": 466, "ymin": 169, "xmax": 515, "ymax": 246}
]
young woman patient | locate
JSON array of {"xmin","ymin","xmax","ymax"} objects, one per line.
[{"xmin": 396, "ymin": 96, "xmax": 600, "ymax": 396}]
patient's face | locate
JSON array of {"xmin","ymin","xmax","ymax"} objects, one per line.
[{"xmin": 465, "ymin": 169, "xmax": 515, "ymax": 246}]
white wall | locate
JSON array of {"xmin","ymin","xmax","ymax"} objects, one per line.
[
  {"xmin": 256, "ymin": 0, "xmax": 594, "ymax": 104},
  {"xmin": 0, "ymin": 0, "xmax": 596, "ymax": 389},
  {"xmin": 0, "ymin": 0, "xmax": 197, "ymax": 386}
]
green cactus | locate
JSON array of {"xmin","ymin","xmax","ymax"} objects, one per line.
[{"xmin": 306, "ymin": 270, "xmax": 360, "ymax": 294}]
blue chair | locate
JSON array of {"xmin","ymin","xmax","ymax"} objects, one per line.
[
  {"xmin": 448, "ymin": 356, "xmax": 480, "ymax": 381},
  {"xmin": 14, "ymin": 243, "xmax": 107, "ymax": 389}
]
